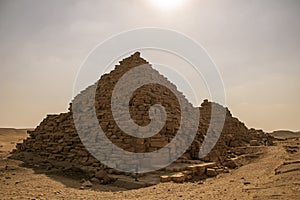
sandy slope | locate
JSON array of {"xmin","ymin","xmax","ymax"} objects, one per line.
[
  {"xmin": 0, "ymin": 129, "xmax": 299, "ymax": 199},
  {"xmin": 0, "ymin": 128, "xmax": 28, "ymax": 152}
]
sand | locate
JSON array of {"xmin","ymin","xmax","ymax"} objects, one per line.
[{"xmin": 0, "ymin": 128, "xmax": 299, "ymax": 199}]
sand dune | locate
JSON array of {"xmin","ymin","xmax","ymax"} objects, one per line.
[{"xmin": 270, "ymin": 130, "xmax": 300, "ymax": 140}]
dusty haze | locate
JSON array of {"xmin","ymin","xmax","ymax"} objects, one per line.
[{"xmin": 0, "ymin": 0, "xmax": 299, "ymax": 132}]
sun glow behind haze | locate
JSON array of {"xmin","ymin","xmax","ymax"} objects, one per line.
[
  {"xmin": 0, "ymin": 1, "xmax": 299, "ymax": 132},
  {"xmin": 148, "ymin": 0, "xmax": 185, "ymax": 11}
]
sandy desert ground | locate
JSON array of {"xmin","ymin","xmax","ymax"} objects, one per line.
[{"xmin": 0, "ymin": 128, "xmax": 299, "ymax": 200}]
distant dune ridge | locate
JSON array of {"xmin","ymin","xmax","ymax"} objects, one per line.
[
  {"xmin": 0, "ymin": 128, "xmax": 32, "ymax": 135},
  {"xmin": 0, "ymin": 128, "xmax": 29, "ymax": 152},
  {"xmin": 269, "ymin": 130, "xmax": 300, "ymax": 140}
]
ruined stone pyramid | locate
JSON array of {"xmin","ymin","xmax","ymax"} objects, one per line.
[{"xmin": 14, "ymin": 52, "xmax": 273, "ymax": 176}]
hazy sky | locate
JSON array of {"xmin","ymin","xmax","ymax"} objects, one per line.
[{"xmin": 0, "ymin": 0, "xmax": 299, "ymax": 132}]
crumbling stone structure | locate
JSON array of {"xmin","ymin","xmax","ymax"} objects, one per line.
[{"xmin": 13, "ymin": 52, "xmax": 273, "ymax": 178}]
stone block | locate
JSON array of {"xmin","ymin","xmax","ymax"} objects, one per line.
[
  {"xmin": 250, "ymin": 140, "xmax": 260, "ymax": 146},
  {"xmin": 160, "ymin": 175, "xmax": 171, "ymax": 183},
  {"xmin": 171, "ymin": 173, "xmax": 185, "ymax": 183},
  {"xmin": 206, "ymin": 168, "xmax": 217, "ymax": 177}
]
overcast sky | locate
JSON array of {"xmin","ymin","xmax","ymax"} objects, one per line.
[{"xmin": 0, "ymin": 0, "xmax": 299, "ymax": 132}]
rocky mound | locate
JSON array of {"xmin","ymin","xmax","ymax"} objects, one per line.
[{"xmin": 12, "ymin": 52, "xmax": 273, "ymax": 180}]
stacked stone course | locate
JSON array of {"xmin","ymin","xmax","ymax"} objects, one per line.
[{"xmin": 14, "ymin": 52, "xmax": 273, "ymax": 178}]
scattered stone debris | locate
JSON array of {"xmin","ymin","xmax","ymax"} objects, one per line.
[{"xmin": 81, "ymin": 180, "xmax": 92, "ymax": 188}]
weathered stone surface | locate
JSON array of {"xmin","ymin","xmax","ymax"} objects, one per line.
[
  {"xmin": 160, "ymin": 175, "xmax": 171, "ymax": 183},
  {"xmin": 223, "ymin": 159, "xmax": 238, "ymax": 169},
  {"xmin": 12, "ymin": 52, "xmax": 274, "ymax": 181},
  {"xmin": 187, "ymin": 162, "xmax": 216, "ymax": 175},
  {"xmin": 206, "ymin": 168, "xmax": 217, "ymax": 177},
  {"xmin": 81, "ymin": 180, "xmax": 92, "ymax": 188},
  {"xmin": 95, "ymin": 171, "xmax": 107, "ymax": 179},
  {"xmin": 250, "ymin": 140, "xmax": 260, "ymax": 146},
  {"xmin": 171, "ymin": 173, "xmax": 186, "ymax": 183}
]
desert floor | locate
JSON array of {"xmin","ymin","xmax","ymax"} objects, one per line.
[{"xmin": 0, "ymin": 129, "xmax": 299, "ymax": 200}]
